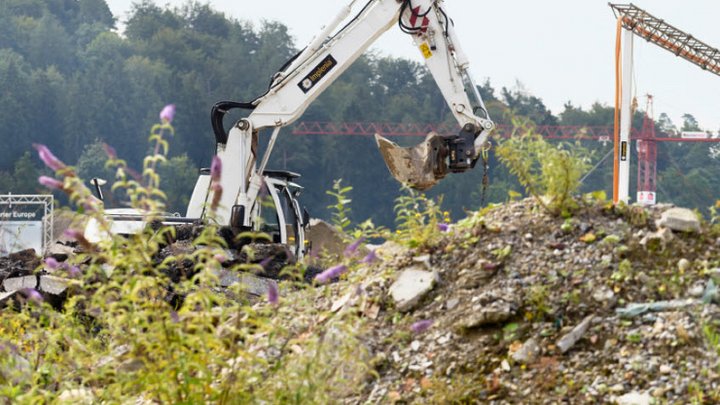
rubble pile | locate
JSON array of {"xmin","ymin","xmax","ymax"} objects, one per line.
[
  {"xmin": 2, "ymin": 199, "xmax": 720, "ymax": 402},
  {"xmin": 278, "ymin": 200, "xmax": 720, "ymax": 403}
]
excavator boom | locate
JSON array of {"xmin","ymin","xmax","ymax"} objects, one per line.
[{"xmin": 194, "ymin": 0, "xmax": 495, "ymax": 246}]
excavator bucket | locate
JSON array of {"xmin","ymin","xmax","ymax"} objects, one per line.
[{"xmin": 375, "ymin": 132, "xmax": 447, "ymax": 191}]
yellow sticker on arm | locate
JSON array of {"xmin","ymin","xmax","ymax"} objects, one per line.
[{"xmin": 419, "ymin": 43, "xmax": 432, "ymax": 59}]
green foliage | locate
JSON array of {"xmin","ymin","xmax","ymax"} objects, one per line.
[
  {"xmin": 0, "ymin": 119, "xmax": 372, "ymax": 403},
  {"xmin": 326, "ymin": 179, "xmax": 353, "ymax": 232},
  {"xmin": 157, "ymin": 154, "xmax": 198, "ymax": 213},
  {"xmin": 392, "ymin": 187, "xmax": 446, "ymax": 249},
  {"xmin": 495, "ymin": 120, "xmax": 592, "ymax": 216}
]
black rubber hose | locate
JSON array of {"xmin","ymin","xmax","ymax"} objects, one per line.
[{"xmin": 211, "ymin": 101, "xmax": 255, "ymax": 144}]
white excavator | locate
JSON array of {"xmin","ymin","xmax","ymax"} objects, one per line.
[{"xmin": 88, "ymin": 0, "xmax": 494, "ymax": 261}]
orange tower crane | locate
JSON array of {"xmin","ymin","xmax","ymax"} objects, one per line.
[{"xmin": 609, "ymin": 3, "xmax": 720, "ymax": 204}]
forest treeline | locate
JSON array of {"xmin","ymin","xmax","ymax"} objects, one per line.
[{"xmin": 0, "ymin": 0, "xmax": 717, "ymax": 226}]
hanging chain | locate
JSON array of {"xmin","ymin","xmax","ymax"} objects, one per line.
[{"xmin": 480, "ymin": 140, "xmax": 491, "ymax": 206}]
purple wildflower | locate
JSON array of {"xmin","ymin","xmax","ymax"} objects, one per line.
[
  {"xmin": 33, "ymin": 144, "xmax": 66, "ymax": 171},
  {"xmin": 410, "ymin": 319, "xmax": 433, "ymax": 334},
  {"xmin": 267, "ymin": 282, "xmax": 279, "ymax": 305},
  {"xmin": 159, "ymin": 104, "xmax": 176, "ymax": 123},
  {"xmin": 170, "ymin": 310, "xmax": 180, "ymax": 323},
  {"xmin": 214, "ymin": 253, "xmax": 227, "ymax": 263},
  {"xmin": 67, "ymin": 265, "xmax": 81, "ymax": 278},
  {"xmin": 63, "ymin": 229, "xmax": 83, "ymax": 240},
  {"xmin": 210, "ymin": 155, "xmax": 222, "ymax": 182},
  {"xmin": 344, "ymin": 237, "xmax": 365, "ymax": 258},
  {"xmin": 259, "ymin": 255, "xmax": 274, "ymax": 269},
  {"xmin": 102, "ymin": 143, "xmax": 117, "ymax": 160},
  {"xmin": 19, "ymin": 288, "xmax": 43, "ymax": 304},
  {"xmin": 437, "ymin": 223, "xmax": 450, "ymax": 232},
  {"xmin": 314, "ymin": 264, "xmax": 348, "ymax": 284},
  {"xmin": 44, "ymin": 257, "xmax": 60, "ymax": 270},
  {"xmin": 361, "ymin": 249, "xmax": 379, "ymax": 264},
  {"xmin": 38, "ymin": 176, "xmax": 64, "ymax": 190},
  {"xmin": 63, "ymin": 229, "xmax": 93, "ymax": 250}
]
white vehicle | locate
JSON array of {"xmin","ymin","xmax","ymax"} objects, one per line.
[{"xmin": 91, "ymin": 0, "xmax": 494, "ymax": 260}]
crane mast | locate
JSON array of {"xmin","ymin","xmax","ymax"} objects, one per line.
[{"xmin": 608, "ymin": 3, "xmax": 719, "ymax": 203}]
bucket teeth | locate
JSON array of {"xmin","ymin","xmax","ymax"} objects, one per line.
[{"xmin": 375, "ymin": 132, "xmax": 447, "ymax": 191}]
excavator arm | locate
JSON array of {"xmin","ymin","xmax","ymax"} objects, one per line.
[{"xmin": 205, "ymin": 0, "xmax": 494, "ymax": 228}]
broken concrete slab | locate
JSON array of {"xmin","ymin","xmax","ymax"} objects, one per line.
[
  {"xmin": 389, "ymin": 267, "xmax": 437, "ymax": 312},
  {"xmin": 458, "ymin": 301, "xmax": 517, "ymax": 329},
  {"xmin": 656, "ymin": 207, "xmax": 701, "ymax": 233},
  {"xmin": 216, "ymin": 269, "xmax": 278, "ymax": 297},
  {"xmin": 3, "ymin": 275, "xmax": 37, "ymax": 292},
  {"xmin": 511, "ymin": 337, "xmax": 540, "ymax": 364},
  {"xmin": 39, "ymin": 275, "xmax": 69, "ymax": 295},
  {"xmin": 47, "ymin": 242, "xmax": 76, "ymax": 262},
  {"xmin": 557, "ymin": 315, "xmax": 594, "ymax": 354},
  {"xmin": 305, "ymin": 218, "xmax": 350, "ymax": 260}
]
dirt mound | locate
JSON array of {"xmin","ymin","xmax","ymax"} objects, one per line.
[{"xmin": 285, "ymin": 199, "xmax": 720, "ymax": 403}]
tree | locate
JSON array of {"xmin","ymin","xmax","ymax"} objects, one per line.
[
  {"xmin": 681, "ymin": 113, "xmax": 701, "ymax": 132},
  {"xmin": 157, "ymin": 154, "xmax": 198, "ymax": 213}
]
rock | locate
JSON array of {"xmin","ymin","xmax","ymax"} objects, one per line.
[
  {"xmin": 511, "ymin": 337, "xmax": 540, "ymax": 364},
  {"xmin": 6, "ymin": 248, "xmax": 39, "ymax": 265},
  {"xmin": 592, "ymin": 285, "xmax": 614, "ymax": 302},
  {"xmin": 446, "ymin": 297, "xmax": 459, "ymax": 310},
  {"xmin": 57, "ymin": 387, "xmax": 95, "ymax": 404},
  {"xmin": 412, "ymin": 254, "xmax": 431, "ymax": 269},
  {"xmin": 305, "ymin": 218, "xmax": 351, "ymax": 259},
  {"xmin": 39, "ymin": 275, "xmax": 68, "ymax": 295},
  {"xmin": 458, "ymin": 302, "xmax": 516, "ymax": 329},
  {"xmin": 556, "ymin": 315, "xmax": 594, "ymax": 353},
  {"xmin": 640, "ymin": 227, "xmax": 674, "ymax": 250},
  {"xmin": 614, "ymin": 391, "xmax": 652, "ymax": 405},
  {"xmin": 47, "ymin": 242, "xmax": 75, "ymax": 262},
  {"xmin": 389, "ymin": 267, "xmax": 437, "ymax": 312},
  {"xmin": 216, "ymin": 269, "xmax": 279, "ymax": 297},
  {"xmin": 374, "ymin": 240, "xmax": 405, "ymax": 260},
  {"xmin": 656, "ymin": 207, "xmax": 700, "ymax": 233},
  {"xmin": 3, "ymin": 275, "xmax": 37, "ymax": 292},
  {"xmin": 678, "ymin": 258, "xmax": 691, "ymax": 273},
  {"xmin": 687, "ymin": 280, "xmax": 705, "ymax": 298}
]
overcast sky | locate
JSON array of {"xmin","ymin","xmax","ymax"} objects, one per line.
[{"xmin": 106, "ymin": 0, "xmax": 720, "ymax": 132}]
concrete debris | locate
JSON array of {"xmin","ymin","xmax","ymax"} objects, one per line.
[
  {"xmin": 305, "ymin": 218, "xmax": 351, "ymax": 259},
  {"xmin": 613, "ymin": 391, "xmax": 652, "ymax": 405},
  {"xmin": 556, "ymin": 315, "xmax": 594, "ymax": 354},
  {"xmin": 3, "ymin": 275, "xmax": 37, "ymax": 292},
  {"xmin": 511, "ymin": 337, "xmax": 540, "ymax": 364},
  {"xmin": 57, "ymin": 387, "xmax": 95, "ymax": 404},
  {"xmin": 389, "ymin": 267, "xmax": 437, "ymax": 312},
  {"xmin": 39, "ymin": 275, "xmax": 69, "ymax": 295},
  {"xmin": 656, "ymin": 207, "xmax": 701, "ymax": 233},
  {"xmin": 616, "ymin": 299, "xmax": 700, "ymax": 318},
  {"xmin": 458, "ymin": 300, "xmax": 517, "ymax": 329},
  {"xmin": 216, "ymin": 269, "xmax": 278, "ymax": 297},
  {"xmin": 47, "ymin": 242, "xmax": 76, "ymax": 261}
]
